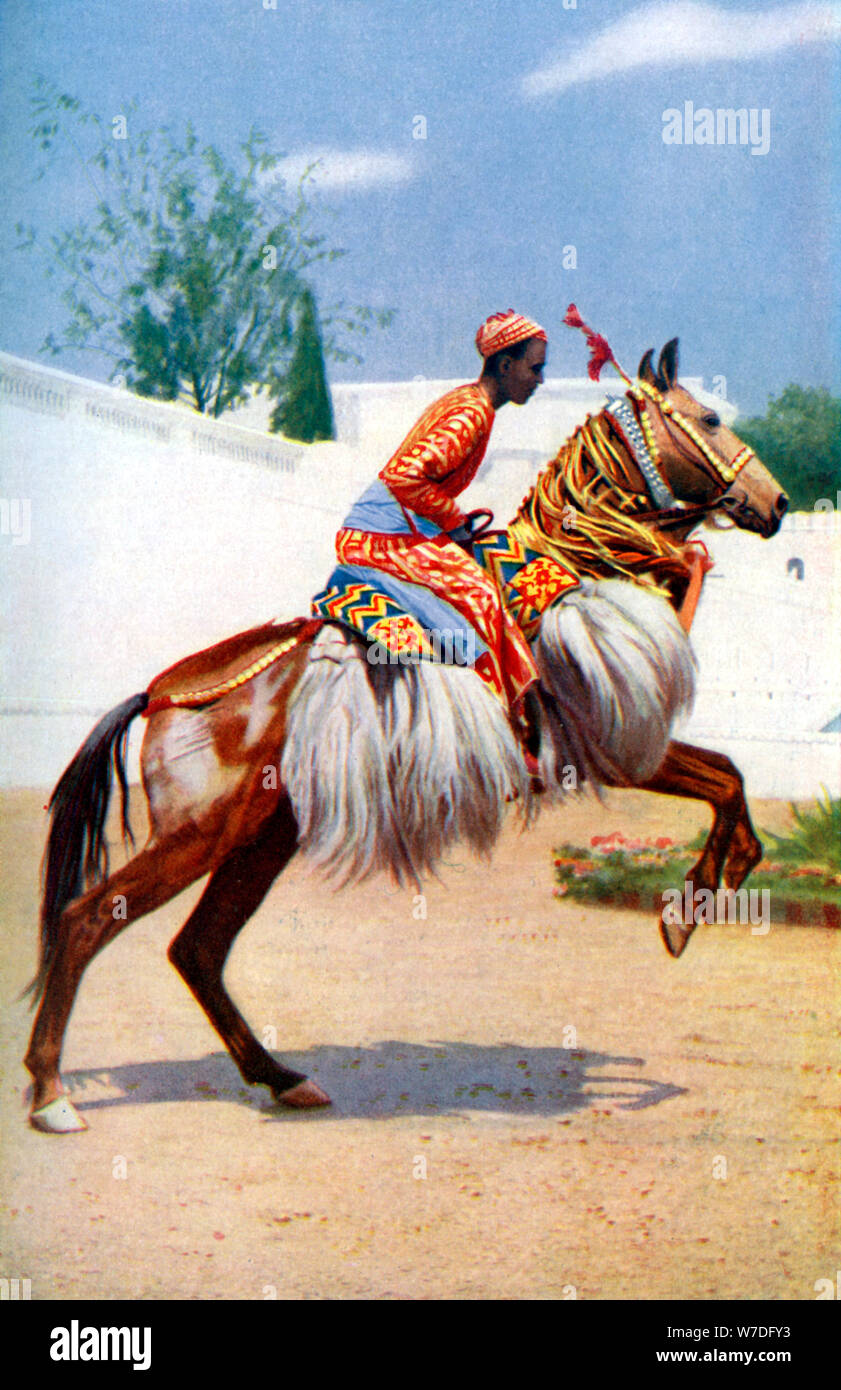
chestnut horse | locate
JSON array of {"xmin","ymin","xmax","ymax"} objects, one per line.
[{"xmin": 24, "ymin": 340, "xmax": 787, "ymax": 1132}]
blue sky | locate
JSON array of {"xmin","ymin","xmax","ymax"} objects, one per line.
[{"xmin": 0, "ymin": 0, "xmax": 838, "ymax": 415}]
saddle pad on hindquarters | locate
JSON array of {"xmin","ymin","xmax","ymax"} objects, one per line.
[{"xmin": 311, "ymin": 564, "xmax": 489, "ymax": 667}]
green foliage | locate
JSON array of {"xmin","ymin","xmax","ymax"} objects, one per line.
[
  {"xmin": 17, "ymin": 78, "xmax": 393, "ymax": 416},
  {"xmin": 736, "ymin": 385, "xmax": 841, "ymax": 511},
  {"xmin": 552, "ymin": 837, "xmax": 840, "ymax": 911},
  {"xmin": 269, "ymin": 288, "xmax": 334, "ymax": 441},
  {"xmin": 554, "ymin": 846, "xmax": 695, "ymax": 902},
  {"xmin": 762, "ymin": 790, "xmax": 841, "ymax": 873},
  {"xmin": 685, "ymin": 827, "xmax": 710, "ymax": 853}
]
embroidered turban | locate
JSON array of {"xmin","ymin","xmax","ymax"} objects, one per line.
[{"xmin": 475, "ymin": 309, "xmax": 547, "ymax": 359}]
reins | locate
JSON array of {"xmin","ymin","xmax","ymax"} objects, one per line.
[{"xmin": 630, "ymin": 497, "xmax": 728, "ymax": 531}]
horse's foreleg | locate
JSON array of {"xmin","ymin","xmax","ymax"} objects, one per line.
[
  {"xmin": 166, "ymin": 803, "xmax": 330, "ymax": 1110},
  {"xmin": 643, "ymin": 740, "xmax": 763, "ymax": 887},
  {"xmin": 637, "ymin": 740, "xmax": 762, "ymax": 957},
  {"xmin": 26, "ymin": 833, "xmax": 214, "ymax": 1130}
]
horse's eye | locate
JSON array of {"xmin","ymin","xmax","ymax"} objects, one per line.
[{"xmin": 703, "ymin": 413, "xmax": 721, "ymax": 429}]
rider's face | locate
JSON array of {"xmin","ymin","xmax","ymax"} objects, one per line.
[{"xmin": 502, "ymin": 339, "xmax": 546, "ymax": 405}]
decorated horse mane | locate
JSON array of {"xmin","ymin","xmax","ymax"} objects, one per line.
[
  {"xmin": 510, "ymin": 403, "xmax": 693, "ymax": 600},
  {"xmin": 509, "ymin": 306, "xmax": 754, "ymax": 605}
]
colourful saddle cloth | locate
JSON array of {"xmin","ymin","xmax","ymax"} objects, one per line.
[
  {"xmin": 472, "ymin": 533, "xmax": 579, "ymax": 641},
  {"xmin": 311, "ymin": 562, "xmax": 485, "ymax": 665},
  {"xmin": 311, "ymin": 531, "xmax": 578, "ymax": 665}
]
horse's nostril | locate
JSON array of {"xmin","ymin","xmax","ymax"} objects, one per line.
[{"xmin": 775, "ymin": 493, "xmax": 789, "ymax": 518}]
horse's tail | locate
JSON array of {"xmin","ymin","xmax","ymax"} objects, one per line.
[{"xmin": 24, "ymin": 692, "xmax": 150, "ymax": 1007}]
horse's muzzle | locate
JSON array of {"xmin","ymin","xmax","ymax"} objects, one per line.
[{"xmin": 720, "ymin": 489, "xmax": 788, "ymax": 538}]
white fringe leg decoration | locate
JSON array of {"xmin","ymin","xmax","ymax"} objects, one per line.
[
  {"xmin": 282, "ymin": 626, "xmax": 531, "ymax": 885},
  {"xmin": 281, "ymin": 626, "xmax": 417, "ymax": 885},
  {"xmin": 535, "ymin": 578, "xmax": 696, "ymax": 794},
  {"xmin": 372, "ymin": 659, "xmax": 532, "ymax": 875}
]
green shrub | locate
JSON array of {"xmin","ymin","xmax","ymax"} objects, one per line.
[{"xmin": 762, "ymin": 790, "xmax": 841, "ymax": 873}]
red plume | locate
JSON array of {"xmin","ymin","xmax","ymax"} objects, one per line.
[
  {"xmin": 563, "ymin": 303, "xmax": 627, "ymax": 382},
  {"xmin": 584, "ymin": 334, "xmax": 614, "ymax": 382}
]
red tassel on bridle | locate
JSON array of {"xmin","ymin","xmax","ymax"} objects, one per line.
[{"xmin": 563, "ymin": 304, "xmax": 631, "ymax": 384}]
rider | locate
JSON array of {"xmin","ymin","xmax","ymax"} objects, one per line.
[{"xmin": 335, "ymin": 310, "xmax": 547, "ymax": 737}]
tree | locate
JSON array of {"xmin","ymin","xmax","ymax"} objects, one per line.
[
  {"xmin": 17, "ymin": 79, "xmax": 391, "ymax": 417},
  {"xmin": 269, "ymin": 288, "xmax": 334, "ymax": 441},
  {"xmin": 736, "ymin": 385, "xmax": 841, "ymax": 511}
]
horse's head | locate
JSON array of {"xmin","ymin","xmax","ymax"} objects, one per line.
[
  {"xmin": 511, "ymin": 339, "xmax": 789, "ymax": 601},
  {"xmin": 634, "ymin": 340, "xmax": 788, "ymax": 538}
]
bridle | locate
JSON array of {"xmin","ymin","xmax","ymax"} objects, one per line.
[{"xmin": 597, "ymin": 380, "xmax": 756, "ymax": 532}]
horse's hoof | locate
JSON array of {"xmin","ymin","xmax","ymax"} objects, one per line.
[
  {"xmin": 30, "ymin": 1096, "xmax": 88, "ymax": 1133},
  {"xmin": 659, "ymin": 911, "xmax": 696, "ymax": 959},
  {"xmin": 276, "ymin": 1079, "xmax": 331, "ymax": 1108}
]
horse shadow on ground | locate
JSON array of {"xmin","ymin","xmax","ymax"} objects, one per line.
[{"xmin": 63, "ymin": 1041, "xmax": 686, "ymax": 1121}]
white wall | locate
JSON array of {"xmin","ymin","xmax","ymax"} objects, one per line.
[
  {"xmin": 0, "ymin": 354, "xmax": 353, "ymax": 785},
  {"xmin": 2, "ymin": 353, "xmax": 838, "ymax": 798},
  {"xmin": 238, "ymin": 373, "xmax": 735, "ymax": 533},
  {"xmin": 681, "ymin": 511, "xmax": 841, "ymax": 797}
]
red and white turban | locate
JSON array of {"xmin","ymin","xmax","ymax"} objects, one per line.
[{"xmin": 475, "ymin": 309, "xmax": 547, "ymax": 359}]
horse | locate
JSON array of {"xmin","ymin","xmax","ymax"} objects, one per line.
[{"xmin": 23, "ymin": 338, "xmax": 787, "ymax": 1132}]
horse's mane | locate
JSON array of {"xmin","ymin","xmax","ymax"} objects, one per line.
[{"xmin": 510, "ymin": 416, "xmax": 692, "ymax": 602}]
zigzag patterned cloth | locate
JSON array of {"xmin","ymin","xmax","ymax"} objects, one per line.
[
  {"xmin": 311, "ymin": 562, "xmax": 487, "ymax": 665},
  {"xmin": 472, "ymin": 533, "xmax": 579, "ymax": 640},
  {"xmin": 311, "ymin": 532, "xmax": 578, "ymax": 701}
]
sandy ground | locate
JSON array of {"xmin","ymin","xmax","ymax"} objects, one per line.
[{"xmin": 1, "ymin": 784, "xmax": 838, "ymax": 1302}]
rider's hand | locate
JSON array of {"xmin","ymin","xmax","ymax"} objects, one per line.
[
  {"xmin": 448, "ymin": 509, "xmax": 494, "ymax": 554},
  {"xmin": 448, "ymin": 521, "xmax": 474, "ymax": 553}
]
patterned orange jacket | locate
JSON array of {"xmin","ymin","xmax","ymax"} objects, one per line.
[{"xmin": 377, "ymin": 383, "xmax": 495, "ymax": 532}]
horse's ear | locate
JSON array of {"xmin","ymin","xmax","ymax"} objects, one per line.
[
  {"xmin": 637, "ymin": 349, "xmax": 657, "ymax": 385},
  {"xmin": 657, "ymin": 339, "xmax": 679, "ymax": 390}
]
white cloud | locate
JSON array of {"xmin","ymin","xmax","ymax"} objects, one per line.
[
  {"xmin": 522, "ymin": 1, "xmax": 838, "ymax": 98},
  {"xmin": 271, "ymin": 148, "xmax": 416, "ymax": 193}
]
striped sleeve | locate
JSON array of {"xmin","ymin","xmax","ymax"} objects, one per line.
[{"xmin": 379, "ymin": 399, "xmax": 490, "ymax": 530}]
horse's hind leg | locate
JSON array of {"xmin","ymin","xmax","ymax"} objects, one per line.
[
  {"xmin": 637, "ymin": 740, "xmax": 762, "ymax": 958},
  {"xmin": 167, "ymin": 804, "xmax": 330, "ymax": 1110},
  {"xmin": 26, "ymin": 833, "xmax": 215, "ymax": 1129}
]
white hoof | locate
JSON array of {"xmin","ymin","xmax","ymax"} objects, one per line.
[
  {"xmin": 277, "ymin": 1079, "xmax": 331, "ymax": 1109},
  {"xmin": 30, "ymin": 1096, "xmax": 88, "ymax": 1133}
]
